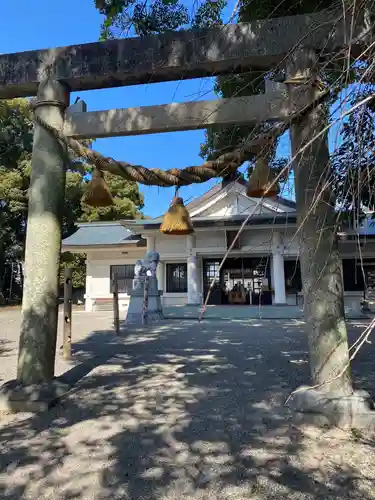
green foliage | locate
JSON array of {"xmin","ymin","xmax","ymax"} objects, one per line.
[
  {"xmin": 0, "ymin": 99, "xmax": 33, "ymax": 165},
  {"xmin": 199, "ymin": 0, "xmax": 339, "ymax": 163},
  {"xmin": 199, "ymin": 70, "xmax": 269, "ymax": 162},
  {"xmin": 95, "ymin": 0, "xmax": 231, "ymax": 38},
  {"xmin": 331, "ymin": 84, "xmax": 375, "ymax": 215},
  {"xmin": 0, "ymin": 99, "xmax": 144, "ymax": 298},
  {"xmin": 192, "ymin": 0, "xmax": 226, "ymax": 28},
  {"xmin": 199, "ymin": 0, "xmax": 369, "ymax": 193},
  {"xmin": 0, "ymin": 99, "xmax": 33, "ymax": 279},
  {"xmin": 60, "ymin": 252, "xmax": 87, "ymax": 289},
  {"xmin": 96, "ymin": 0, "xmax": 188, "ymax": 39},
  {"xmin": 80, "ymin": 171, "xmax": 144, "ymax": 221}
]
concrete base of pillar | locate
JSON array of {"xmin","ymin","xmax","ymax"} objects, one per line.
[
  {"xmin": 287, "ymin": 386, "xmax": 375, "ymax": 430},
  {"xmin": 0, "ymin": 378, "xmax": 70, "ymax": 413}
]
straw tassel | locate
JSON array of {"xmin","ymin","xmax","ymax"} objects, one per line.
[
  {"xmin": 82, "ymin": 167, "xmax": 114, "ymax": 207},
  {"xmin": 246, "ymin": 157, "xmax": 280, "ymax": 198},
  {"xmin": 160, "ymin": 196, "xmax": 194, "ymax": 235}
]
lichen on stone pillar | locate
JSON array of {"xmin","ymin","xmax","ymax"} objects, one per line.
[{"xmin": 17, "ymin": 78, "xmax": 70, "ymax": 385}]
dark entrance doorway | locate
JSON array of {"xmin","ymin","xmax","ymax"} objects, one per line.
[{"xmin": 203, "ymin": 257, "xmax": 272, "ymax": 305}]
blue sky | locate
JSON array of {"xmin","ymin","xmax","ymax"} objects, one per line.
[{"xmin": 1, "ymin": 0, "xmax": 298, "ymax": 216}]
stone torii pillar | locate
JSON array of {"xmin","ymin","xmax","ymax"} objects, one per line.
[
  {"xmin": 18, "ymin": 79, "xmax": 70, "ymax": 384},
  {"xmin": 286, "ymin": 49, "xmax": 352, "ymax": 395},
  {"xmin": 0, "ymin": 79, "xmax": 70, "ymax": 412},
  {"xmin": 285, "ymin": 49, "xmax": 375, "ymax": 428}
]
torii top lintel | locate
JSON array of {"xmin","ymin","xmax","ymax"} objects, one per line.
[{"xmin": 0, "ymin": 9, "xmax": 371, "ymax": 99}]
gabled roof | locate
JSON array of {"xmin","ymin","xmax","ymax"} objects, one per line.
[
  {"xmin": 61, "ymin": 221, "xmax": 145, "ymax": 248},
  {"xmin": 146, "ymin": 178, "xmax": 296, "ymax": 224},
  {"xmin": 183, "ymin": 178, "xmax": 296, "ymax": 215}
]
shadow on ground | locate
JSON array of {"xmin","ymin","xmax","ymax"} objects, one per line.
[
  {"xmin": 0, "ymin": 340, "xmax": 14, "ymax": 382},
  {"xmin": 0, "ymin": 319, "xmax": 374, "ymax": 499},
  {"xmin": 0, "ymin": 340, "xmax": 12, "ymax": 358}
]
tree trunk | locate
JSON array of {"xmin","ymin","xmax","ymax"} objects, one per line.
[{"xmin": 287, "ymin": 49, "xmax": 353, "ymax": 396}]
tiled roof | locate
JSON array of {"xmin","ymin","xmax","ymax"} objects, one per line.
[
  {"xmin": 124, "ymin": 213, "xmax": 298, "ymax": 229},
  {"xmin": 62, "ymin": 221, "xmax": 144, "ymax": 247}
]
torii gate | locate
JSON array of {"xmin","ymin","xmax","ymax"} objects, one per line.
[{"xmin": 0, "ymin": 7, "xmax": 372, "ymax": 418}]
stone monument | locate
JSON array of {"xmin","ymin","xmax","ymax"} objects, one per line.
[{"xmin": 125, "ymin": 251, "xmax": 164, "ymax": 324}]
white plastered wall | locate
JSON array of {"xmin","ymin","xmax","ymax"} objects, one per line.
[{"xmin": 85, "ymin": 248, "xmax": 144, "ymax": 312}]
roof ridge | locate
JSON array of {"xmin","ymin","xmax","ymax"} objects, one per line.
[{"xmin": 77, "ymin": 220, "xmax": 129, "ymax": 227}]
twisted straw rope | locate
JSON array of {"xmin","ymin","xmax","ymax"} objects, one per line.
[
  {"xmin": 34, "ymin": 112, "xmax": 281, "ymax": 186},
  {"xmin": 32, "ymin": 85, "xmax": 329, "ymax": 187}
]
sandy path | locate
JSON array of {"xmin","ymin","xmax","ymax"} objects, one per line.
[{"xmin": 0, "ymin": 315, "xmax": 374, "ymax": 499}]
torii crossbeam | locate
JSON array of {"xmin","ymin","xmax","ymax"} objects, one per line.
[{"xmin": 0, "ymin": 8, "xmax": 371, "ymax": 98}]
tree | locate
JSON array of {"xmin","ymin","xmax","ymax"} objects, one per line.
[
  {"xmin": 0, "ymin": 99, "xmax": 144, "ymax": 296},
  {"xmin": 0, "ymin": 99, "xmax": 33, "ymax": 299},
  {"xmin": 95, "ymin": 0, "xmax": 189, "ymax": 39},
  {"xmin": 60, "ymin": 252, "xmax": 87, "ymax": 290},
  {"xmin": 332, "ymin": 84, "xmax": 375, "ymax": 218},
  {"xmin": 198, "ymin": 0, "xmax": 345, "ymax": 166}
]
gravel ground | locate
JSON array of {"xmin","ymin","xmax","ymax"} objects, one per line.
[
  {"xmin": 0, "ymin": 310, "xmax": 375, "ymax": 499},
  {"xmin": 0, "ymin": 307, "xmax": 114, "ymax": 382}
]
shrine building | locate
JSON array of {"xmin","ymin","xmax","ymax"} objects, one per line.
[{"xmin": 62, "ymin": 178, "xmax": 375, "ymax": 313}]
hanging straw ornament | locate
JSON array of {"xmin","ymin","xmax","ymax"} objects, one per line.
[
  {"xmin": 246, "ymin": 156, "xmax": 280, "ymax": 198},
  {"xmin": 160, "ymin": 195, "xmax": 194, "ymax": 235},
  {"xmin": 82, "ymin": 167, "xmax": 114, "ymax": 207}
]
